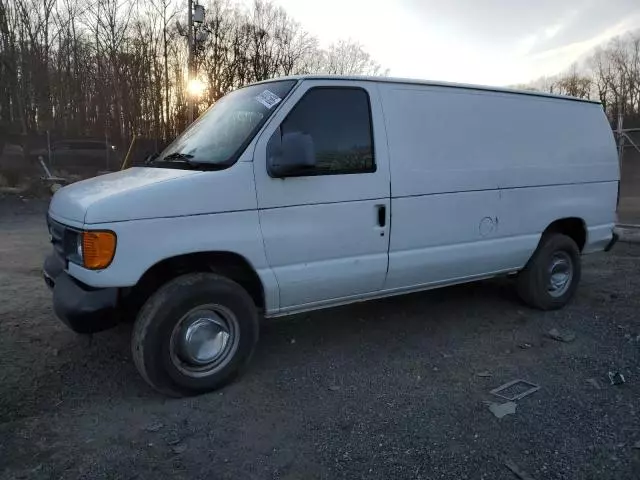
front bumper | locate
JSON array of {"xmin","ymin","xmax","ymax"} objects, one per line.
[{"xmin": 44, "ymin": 253, "xmax": 120, "ymax": 334}]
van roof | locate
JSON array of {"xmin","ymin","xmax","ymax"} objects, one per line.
[{"xmin": 256, "ymin": 74, "xmax": 600, "ymax": 105}]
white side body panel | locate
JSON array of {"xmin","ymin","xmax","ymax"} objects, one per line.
[
  {"xmin": 382, "ymin": 85, "xmax": 618, "ymax": 196},
  {"xmin": 378, "ymin": 83, "xmax": 619, "ymax": 291}
]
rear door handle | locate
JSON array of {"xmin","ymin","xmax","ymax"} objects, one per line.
[{"xmin": 377, "ymin": 205, "xmax": 386, "ymax": 227}]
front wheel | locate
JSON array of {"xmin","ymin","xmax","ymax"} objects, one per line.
[
  {"xmin": 516, "ymin": 233, "xmax": 581, "ymax": 310},
  {"xmin": 132, "ymin": 273, "xmax": 259, "ymax": 396}
]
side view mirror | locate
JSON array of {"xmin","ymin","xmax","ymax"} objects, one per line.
[{"xmin": 267, "ymin": 129, "xmax": 315, "ymax": 177}]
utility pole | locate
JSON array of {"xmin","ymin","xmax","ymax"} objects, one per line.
[
  {"xmin": 187, "ymin": 0, "xmax": 194, "ymax": 124},
  {"xmin": 180, "ymin": 1, "xmax": 205, "ymax": 125},
  {"xmin": 617, "ymin": 105, "xmax": 625, "ymax": 165}
]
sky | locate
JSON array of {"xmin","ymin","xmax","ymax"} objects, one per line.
[{"xmin": 267, "ymin": 0, "xmax": 640, "ymax": 86}]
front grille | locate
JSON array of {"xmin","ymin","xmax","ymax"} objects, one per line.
[
  {"xmin": 47, "ymin": 216, "xmax": 79, "ymax": 263},
  {"xmin": 48, "ymin": 216, "xmax": 66, "ymax": 258}
]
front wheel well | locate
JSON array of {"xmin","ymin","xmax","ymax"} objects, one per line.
[
  {"xmin": 542, "ymin": 217, "xmax": 586, "ymax": 252},
  {"xmin": 124, "ymin": 252, "xmax": 265, "ymax": 316}
]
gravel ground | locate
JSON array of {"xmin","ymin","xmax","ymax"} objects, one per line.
[{"xmin": 1, "ymin": 198, "xmax": 639, "ymax": 480}]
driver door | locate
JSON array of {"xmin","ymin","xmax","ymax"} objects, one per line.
[{"xmin": 252, "ymin": 81, "xmax": 391, "ymax": 312}]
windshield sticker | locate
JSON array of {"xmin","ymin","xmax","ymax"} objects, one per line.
[{"xmin": 255, "ymin": 90, "xmax": 282, "ymax": 109}]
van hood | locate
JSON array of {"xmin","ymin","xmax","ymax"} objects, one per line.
[
  {"xmin": 50, "ymin": 168, "xmax": 200, "ymax": 223},
  {"xmin": 49, "ymin": 164, "xmax": 256, "ymax": 225}
]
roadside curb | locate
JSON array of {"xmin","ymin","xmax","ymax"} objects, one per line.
[{"xmin": 615, "ymin": 225, "xmax": 640, "ymax": 244}]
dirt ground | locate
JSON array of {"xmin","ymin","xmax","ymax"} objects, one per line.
[{"xmin": 1, "ymin": 196, "xmax": 639, "ymax": 480}]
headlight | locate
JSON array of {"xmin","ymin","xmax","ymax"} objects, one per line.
[
  {"xmin": 63, "ymin": 230, "xmax": 83, "ymax": 265},
  {"xmin": 76, "ymin": 233, "xmax": 83, "ymax": 260}
]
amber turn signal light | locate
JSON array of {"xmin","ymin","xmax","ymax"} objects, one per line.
[{"xmin": 82, "ymin": 231, "xmax": 117, "ymax": 269}]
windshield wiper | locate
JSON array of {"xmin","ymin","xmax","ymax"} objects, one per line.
[
  {"xmin": 157, "ymin": 152, "xmax": 194, "ymax": 162},
  {"xmin": 148, "ymin": 152, "xmax": 198, "ymax": 168},
  {"xmin": 148, "ymin": 152, "xmax": 228, "ymax": 170}
]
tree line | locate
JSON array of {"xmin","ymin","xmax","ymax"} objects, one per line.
[
  {"xmin": 0, "ymin": 0, "xmax": 386, "ymax": 147},
  {"xmin": 517, "ymin": 30, "xmax": 640, "ymax": 124}
]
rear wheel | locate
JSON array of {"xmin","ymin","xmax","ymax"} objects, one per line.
[
  {"xmin": 516, "ymin": 233, "xmax": 581, "ymax": 310},
  {"xmin": 132, "ymin": 273, "xmax": 259, "ymax": 396}
]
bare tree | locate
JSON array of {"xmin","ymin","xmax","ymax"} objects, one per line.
[
  {"xmin": 0, "ymin": 0, "xmax": 387, "ymax": 148},
  {"xmin": 587, "ymin": 32, "xmax": 640, "ymax": 119},
  {"xmin": 317, "ymin": 39, "xmax": 387, "ymax": 76},
  {"xmin": 553, "ymin": 65, "xmax": 592, "ymax": 99},
  {"xmin": 517, "ymin": 29, "xmax": 640, "ymax": 123},
  {"xmin": 150, "ymin": 0, "xmax": 177, "ymax": 139}
]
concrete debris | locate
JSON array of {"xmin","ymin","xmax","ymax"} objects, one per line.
[
  {"xmin": 485, "ymin": 401, "xmax": 517, "ymax": 419},
  {"xmin": 608, "ymin": 372, "xmax": 626, "ymax": 385},
  {"xmin": 144, "ymin": 422, "xmax": 164, "ymax": 433},
  {"xmin": 585, "ymin": 378, "xmax": 602, "ymax": 390},
  {"xmin": 172, "ymin": 443, "xmax": 187, "ymax": 455},
  {"xmin": 546, "ymin": 328, "xmax": 576, "ymax": 343},
  {"xmin": 503, "ymin": 458, "xmax": 536, "ymax": 480}
]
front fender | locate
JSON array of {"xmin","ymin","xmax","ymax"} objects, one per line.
[{"xmin": 66, "ymin": 211, "xmax": 280, "ymax": 313}]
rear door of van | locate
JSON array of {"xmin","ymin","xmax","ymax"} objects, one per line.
[{"xmin": 252, "ymin": 80, "xmax": 391, "ymax": 312}]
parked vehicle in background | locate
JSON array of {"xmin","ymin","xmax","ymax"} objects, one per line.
[
  {"xmin": 31, "ymin": 139, "xmax": 121, "ymax": 172},
  {"xmin": 42, "ymin": 75, "xmax": 619, "ymax": 397},
  {"xmin": 0, "ymin": 142, "xmax": 26, "ymax": 185}
]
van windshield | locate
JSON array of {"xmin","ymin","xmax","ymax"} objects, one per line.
[{"xmin": 151, "ymin": 80, "xmax": 297, "ymax": 170}]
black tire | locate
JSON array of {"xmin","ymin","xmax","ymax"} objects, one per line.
[
  {"xmin": 132, "ymin": 273, "xmax": 259, "ymax": 396},
  {"xmin": 516, "ymin": 233, "xmax": 581, "ymax": 310}
]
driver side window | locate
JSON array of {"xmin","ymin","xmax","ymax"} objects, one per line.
[{"xmin": 280, "ymin": 87, "xmax": 375, "ymax": 176}]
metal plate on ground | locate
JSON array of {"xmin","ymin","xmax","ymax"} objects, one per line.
[{"xmin": 490, "ymin": 379, "xmax": 540, "ymax": 401}]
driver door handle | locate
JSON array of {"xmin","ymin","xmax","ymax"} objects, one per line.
[{"xmin": 377, "ymin": 205, "xmax": 386, "ymax": 227}]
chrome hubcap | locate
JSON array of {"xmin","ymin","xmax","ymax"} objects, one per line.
[
  {"xmin": 170, "ymin": 305, "xmax": 239, "ymax": 377},
  {"xmin": 180, "ymin": 317, "xmax": 230, "ymax": 364},
  {"xmin": 548, "ymin": 251, "xmax": 573, "ymax": 297}
]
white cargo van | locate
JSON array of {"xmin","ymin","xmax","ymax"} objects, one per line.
[{"xmin": 43, "ymin": 75, "xmax": 619, "ymax": 396}]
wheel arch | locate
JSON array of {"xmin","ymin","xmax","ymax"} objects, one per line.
[
  {"xmin": 124, "ymin": 251, "xmax": 266, "ymax": 315},
  {"xmin": 541, "ymin": 217, "xmax": 587, "ymax": 252}
]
